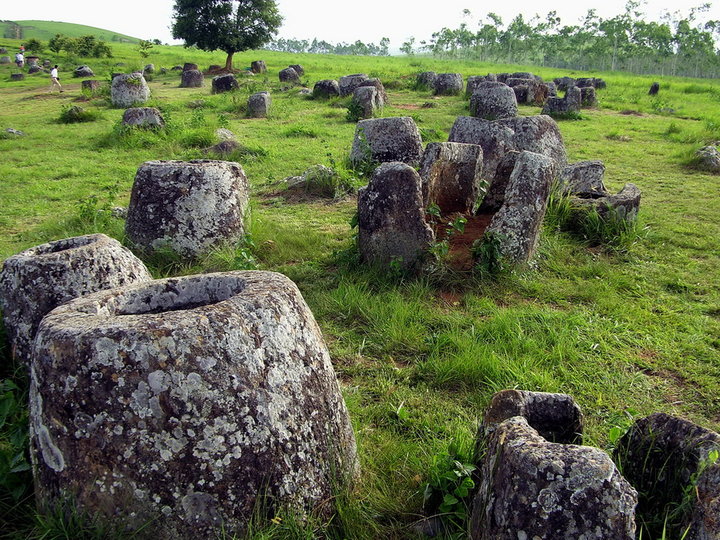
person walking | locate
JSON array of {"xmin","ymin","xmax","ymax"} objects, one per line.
[
  {"xmin": 14, "ymin": 51, "xmax": 24, "ymax": 70},
  {"xmin": 49, "ymin": 65, "xmax": 63, "ymax": 93}
]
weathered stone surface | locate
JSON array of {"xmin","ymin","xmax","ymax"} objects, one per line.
[
  {"xmin": 466, "ymin": 74, "xmax": 497, "ymax": 97},
  {"xmin": 180, "ymin": 69, "xmax": 204, "ymax": 88},
  {"xmin": 512, "ymin": 71, "xmax": 535, "ymax": 80},
  {"xmin": 10, "ymin": 73, "xmax": 24, "ymax": 81},
  {"xmin": 482, "ymin": 389, "xmax": 584, "ymax": 444},
  {"xmin": 111, "ymin": 73, "xmax": 150, "ymax": 107},
  {"xmin": 483, "ymin": 151, "xmax": 555, "ymax": 265},
  {"xmin": 560, "ymin": 160, "xmax": 607, "ymax": 198},
  {"xmin": 125, "ymin": 160, "xmax": 249, "ymax": 259},
  {"xmin": 212, "ymin": 74, "xmax": 239, "ymax": 93},
  {"xmin": 279, "ymin": 67, "xmax": 300, "ymax": 84},
  {"xmin": 143, "ymin": 63, "xmax": 154, "ymax": 74},
  {"xmin": 28, "ymin": 65, "xmax": 41, "ymax": 74},
  {"xmin": 575, "ymin": 78, "xmax": 595, "ymax": 88},
  {"xmin": 0, "ymin": 56, "xmax": 11, "ymax": 64},
  {"xmin": 289, "ymin": 64, "xmax": 304, "ymax": 76},
  {"xmin": 0, "ymin": 47, "xmax": 7, "ymax": 54},
  {"xmin": 29, "ymin": 270, "xmax": 359, "ymax": 538},
  {"xmin": 418, "ymin": 142, "xmax": 483, "ymax": 213},
  {"xmin": 581, "ymin": 86, "xmax": 597, "ymax": 107},
  {"xmin": 215, "ymin": 128, "xmax": 237, "ymax": 141},
  {"xmin": 81, "ymin": 80, "xmax": 102, "ymax": 94},
  {"xmin": 352, "ymin": 86, "xmax": 379, "ymax": 119},
  {"xmin": 695, "ymin": 145, "xmax": 720, "ymax": 172},
  {"xmin": 358, "ymin": 162, "xmax": 434, "ymax": 270},
  {"xmin": 470, "ymin": 82, "xmax": 518, "ymax": 120},
  {"xmin": 451, "ymin": 115, "xmax": 567, "ymax": 184},
  {"xmin": 159, "ymin": 67, "xmax": 168, "ymax": 75},
  {"xmin": 313, "ymin": 79, "xmax": 339, "ymax": 98},
  {"xmin": 533, "ymin": 82, "xmax": 550, "ymax": 105},
  {"xmin": 0, "ymin": 234, "xmax": 151, "ymax": 364},
  {"xmin": 507, "ymin": 77, "xmax": 537, "ymax": 104},
  {"xmin": 416, "ymin": 71, "xmax": 437, "ymax": 90},
  {"xmin": 350, "ymin": 117, "xmax": 423, "ymax": 166},
  {"xmin": 250, "ymin": 60, "xmax": 266, "ymax": 74},
  {"xmin": 433, "ymin": 73, "xmax": 464, "ymax": 95},
  {"xmin": 122, "ymin": 107, "xmax": 165, "ymax": 129},
  {"xmin": 449, "ymin": 117, "xmax": 516, "ymax": 183},
  {"xmin": 615, "ymin": 413, "xmax": 720, "ymax": 540},
  {"xmin": 554, "ymin": 76, "xmax": 576, "ymax": 92},
  {"xmin": 247, "ymin": 91, "xmax": 271, "ymax": 118},
  {"xmin": 339, "ymin": 73, "xmax": 369, "ymax": 97},
  {"xmin": 649, "ymin": 82, "xmax": 660, "ymax": 95},
  {"xmin": 208, "ymin": 64, "xmax": 222, "ymax": 72},
  {"xmin": 73, "ymin": 65, "xmax": 94, "ymax": 78},
  {"xmin": 205, "ymin": 140, "xmax": 241, "ymax": 156},
  {"xmin": 470, "ymin": 416, "xmax": 637, "ymax": 540},
  {"xmin": 570, "ymin": 183, "xmax": 641, "ymax": 222},
  {"xmin": 4, "ymin": 128, "xmax": 24, "ymax": 136},
  {"xmin": 62, "ymin": 106, "xmax": 86, "ymax": 122},
  {"xmin": 182, "ymin": 62, "xmax": 198, "ymax": 71},
  {"xmin": 477, "ymin": 150, "xmax": 520, "ymax": 213},
  {"xmin": 358, "ymin": 78, "xmax": 387, "ymax": 105},
  {"xmin": 542, "ymin": 86, "xmax": 581, "ymax": 116}
]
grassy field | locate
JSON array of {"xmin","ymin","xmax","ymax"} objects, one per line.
[
  {"xmin": 1, "ymin": 39, "xmax": 719, "ymax": 539},
  {"xmin": 1, "ymin": 20, "xmax": 139, "ymax": 43}
]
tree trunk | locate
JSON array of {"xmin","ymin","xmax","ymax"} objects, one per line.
[{"xmin": 224, "ymin": 52, "xmax": 234, "ymax": 71}]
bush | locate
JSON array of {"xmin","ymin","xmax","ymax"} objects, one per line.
[
  {"xmin": 58, "ymin": 105, "xmax": 101, "ymax": 124},
  {"xmin": 22, "ymin": 38, "xmax": 43, "ymax": 53}
]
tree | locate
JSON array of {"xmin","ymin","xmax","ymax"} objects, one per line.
[
  {"xmin": 172, "ymin": 0, "xmax": 283, "ymax": 71},
  {"xmin": 137, "ymin": 39, "xmax": 154, "ymax": 58},
  {"xmin": 48, "ymin": 34, "xmax": 67, "ymax": 54},
  {"xmin": 23, "ymin": 38, "xmax": 43, "ymax": 53}
]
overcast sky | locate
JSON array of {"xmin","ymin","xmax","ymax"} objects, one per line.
[{"xmin": 2, "ymin": 0, "xmax": 718, "ymax": 49}]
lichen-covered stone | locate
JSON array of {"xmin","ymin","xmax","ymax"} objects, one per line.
[
  {"xmin": 29, "ymin": 270, "xmax": 358, "ymax": 538},
  {"xmin": 483, "ymin": 151, "xmax": 555, "ymax": 265},
  {"xmin": 125, "ymin": 160, "xmax": 249, "ymax": 259},
  {"xmin": 122, "ymin": 107, "xmax": 165, "ymax": 129},
  {"xmin": 247, "ymin": 91, "xmax": 271, "ymax": 118},
  {"xmin": 466, "ymin": 74, "xmax": 497, "ymax": 97},
  {"xmin": 182, "ymin": 62, "xmax": 198, "ymax": 72},
  {"xmin": 542, "ymin": 86, "xmax": 581, "ymax": 116},
  {"xmin": 695, "ymin": 145, "xmax": 720, "ymax": 172},
  {"xmin": 278, "ymin": 67, "xmax": 300, "ymax": 84},
  {"xmin": 358, "ymin": 78, "xmax": 387, "ymax": 105},
  {"xmin": 313, "ymin": 79, "xmax": 339, "ymax": 98},
  {"xmin": 615, "ymin": 413, "xmax": 720, "ymax": 540},
  {"xmin": 289, "ymin": 64, "xmax": 304, "ymax": 76},
  {"xmin": 419, "ymin": 142, "xmax": 483, "ymax": 213},
  {"xmin": 496, "ymin": 115, "xmax": 567, "ymax": 175},
  {"xmin": 352, "ymin": 86, "xmax": 379, "ymax": 119},
  {"xmin": 0, "ymin": 56, "xmax": 11, "ymax": 64},
  {"xmin": 469, "ymin": 82, "xmax": 518, "ymax": 120},
  {"xmin": 554, "ymin": 76, "xmax": 576, "ymax": 92},
  {"xmin": 482, "ymin": 389, "xmax": 584, "ymax": 444},
  {"xmin": 111, "ymin": 73, "xmax": 150, "ymax": 107},
  {"xmin": 570, "ymin": 183, "xmax": 641, "ymax": 222},
  {"xmin": 250, "ymin": 60, "xmax": 266, "ymax": 74},
  {"xmin": 358, "ymin": 162, "xmax": 434, "ymax": 270},
  {"xmin": 0, "ymin": 234, "xmax": 151, "ymax": 365},
  {"xmin": 581, "ymin": 86, "xmax": 597, "ymax": 107},
  {"xmin": 415, "ymin": 71, "xmax": 437, "ymax": 90},
  {"xmin": 81, "ymin": 80, "xmax": 102, "ymax": 94},
  {"xmin": 339, "ymin": 73, "xmax": 369, "ymax": 97},
  {"xmin": 476, "ymin": 150, "xmax": 520, "ymax": 213},
  {"xmin": 350, "ymin": 117, "xmax": 423, "ymax": 167},
  {"xmin": 180, "ymin": 69, "xmax": 204, "ymax": 88},
  {"xmin": 143, "ymin": 63, "xmax": 155, "ymax": 74},
  {"xmin": 212, "ymin": 74, "xmax": 238, "ymax": 94},
  {"xmin": 433, "ymin": 73, "xmax": 464, "ymax": 95},
  {"xmin": 28, "ymin": 65, "xmax": 42, "ymax": 74},
  {"xmin": 560, "ymin": 160, "xmax": 607, "ymax": 198},
  {"xmin": 10, "ymin": 73, "xmax": 24, "ymax": 81},
  {"xmin": 470, "ymin": 416, "xmax": 637, "ymax": 540},
  {"xmin": 73, "ymin": 65, "xmax": 94, "ymax": 78}
]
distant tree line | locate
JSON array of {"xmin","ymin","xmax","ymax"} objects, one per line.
[
  {"xmin": 267, "ymin": 37, "xmax": 390, "ymax": 56},
  {"xmin": 402, "ymin": 1, "xmax": 720, "ymax": 78},
  {"xmin": 47, "ymin": 34, "xmax": 113, "ymax": 58}
]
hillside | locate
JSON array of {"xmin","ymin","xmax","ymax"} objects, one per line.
[{"xmin": 0, "ymin": 19, "xmax": 139, "ymax": 43}]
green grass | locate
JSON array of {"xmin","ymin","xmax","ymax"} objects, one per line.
[
  {"xmin": 1, "ymin": 20, "xmax": 139, "ymax": 43},
  {"xmin": 1, "ymin": 39, "xmax": 719, "ymax": 539}
]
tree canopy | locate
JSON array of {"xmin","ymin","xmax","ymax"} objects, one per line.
[{"xmin": 172, "ymin": 0, "xmax": 283, "ymax": 70}]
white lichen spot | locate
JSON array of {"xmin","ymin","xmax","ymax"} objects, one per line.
[{"xmin": 37, "ymin": 425, "xmax": 65, "ymax": 472}]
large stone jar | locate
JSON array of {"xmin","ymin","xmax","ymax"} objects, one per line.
[
  {"xmin": 29, "ymin": 271, "xmax": 359, "ymax": 538},
  {"xmin": 0, "ymin": 234, "xmax": 151, "ymax": 365},
  {"xmin": 111, "ymin": 73, "xmax": 150, "ymax": 107},
  {"xmin": 125, "ymin": 160, "xmax": 249, "ymax": 259}
]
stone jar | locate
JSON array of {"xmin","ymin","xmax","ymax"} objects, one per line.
[
  {"xmin": 29, "ymin": 270, "xmax": 359, "ymax": 538},
  {"xmin": 111, "ymin": 73, "xmax": 150, "ymax": 107},
  {"xmin": 125, "ymin": 160, "xmax": 249, "ymax": 259},
  {"xmin": 0, "ymin": 234, "xmax": 151, "ymax": 365}
]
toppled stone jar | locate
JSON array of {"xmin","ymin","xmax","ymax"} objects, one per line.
[
  {"xmin": 125, "ymin": 160, "xmax": 249, "ymax": 259},
  {"xmin": 0, "ymin": 234, "xmax": 151, "ymax": 365},
  {"xmin": 29, "ymin": 270, "xmax": 359, "ymax": 538}
]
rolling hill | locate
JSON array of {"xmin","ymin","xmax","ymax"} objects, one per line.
[{"xmin": 0, "ymin": 20, "xmax": 140, "ymax": 43}]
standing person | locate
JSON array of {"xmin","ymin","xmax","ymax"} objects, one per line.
[
  {"xmin": 15, "ymin": 51, "xmax": 24, "ymax": 70},
  {"xmin": 49, "ymin": 65, "xmax": 63, "ymax": 93}
]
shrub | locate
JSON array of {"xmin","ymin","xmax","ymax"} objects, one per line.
[{"xmin": 58, "ymin": 105, "xmax": 101, "ymax": 124}]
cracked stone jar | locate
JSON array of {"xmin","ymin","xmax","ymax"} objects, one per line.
[{"xmin": 29, "ymin": 271, "xmax": 358, "ymax": 538}]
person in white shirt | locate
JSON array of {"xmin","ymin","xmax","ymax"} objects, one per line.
[
  {"xmin": 49, "ymin": 65, "xmax": 63, "ymax": 93},
  {"xmin": 15, "ymin": 51, "xmax": 24, "ymax": 69}
]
